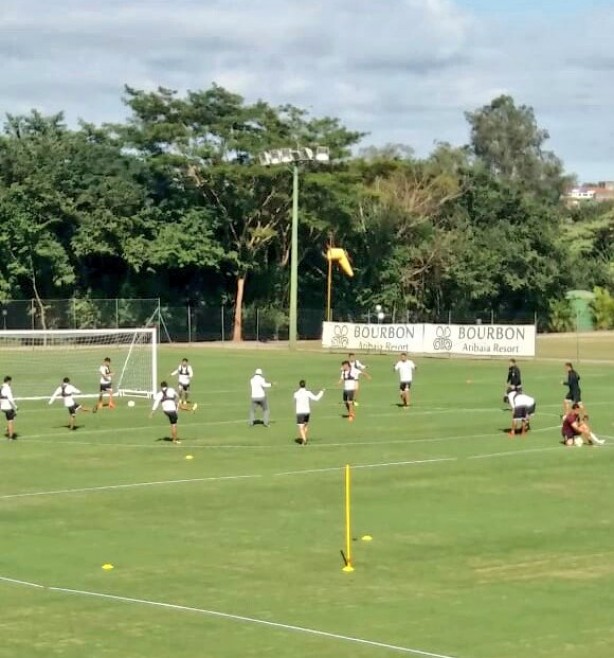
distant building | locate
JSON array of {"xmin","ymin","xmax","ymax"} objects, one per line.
[{"xmin": 564, "ymin": 181, "xmax": 614, "ymax": 205}]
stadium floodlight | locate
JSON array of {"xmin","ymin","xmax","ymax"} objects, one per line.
[{"xmin": 259, "ymin": 145, "xmax": 331, "ymax": 349}]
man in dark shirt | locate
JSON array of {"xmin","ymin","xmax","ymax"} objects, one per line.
[
  {"xmin": 503, "ymin": 358, "xmax": 522, "ymax": 405},
  {"xmin": 562, "ymin": 362, "xmax": 582, "ymax": 413}
]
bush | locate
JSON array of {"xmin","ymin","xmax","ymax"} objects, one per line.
[
  {"xmin": 590, "ymin": 286, "xmax": 614, "ymax": 330},
  {"xmin": 547, "ymin": 298, "xmax": 574, "ymax": 332}
]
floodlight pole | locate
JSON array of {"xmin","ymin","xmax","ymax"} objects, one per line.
[{"xmin": 289, "ymin": 163, "xmax": 299, "ymax": 349}]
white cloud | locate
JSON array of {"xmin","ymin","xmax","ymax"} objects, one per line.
[{"xmin": 0, "ymin": 0, "xmax": 613, "ymax": 179}]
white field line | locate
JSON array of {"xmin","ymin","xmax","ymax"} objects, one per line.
[
  {"xmin": 0, "ymin": 576, "xmax": 462, "ymax": 658},
  {"xmin": 0, "ymin": 434, "xmax": 569, "ymax": 502}
]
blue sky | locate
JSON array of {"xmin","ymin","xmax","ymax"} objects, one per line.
[{"xmin": 1, "ymin": 0, "xmax": 613, "ymax": 181}]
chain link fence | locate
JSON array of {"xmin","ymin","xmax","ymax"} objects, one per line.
[{"xmin": 0, "ymin": 298, "xmax": 539, "ymax": 342}]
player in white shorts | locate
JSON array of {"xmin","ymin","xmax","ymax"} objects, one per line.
[
  {"xmin": 150, "ymin": 381, "xmax": 181, "ymax": 444},
  {"xmin": 171, "ymin": 358, "xmax": 197, "ymax": 411},
  {"xmin": 393, "ymin": 353, "xmax": 416, "ymax": 408},
  {"xmin": 49, "ymin": 377, "xmax": 91, "ymax": 430}
]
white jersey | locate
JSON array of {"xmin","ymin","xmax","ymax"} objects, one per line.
[
  {"xmin": 99, "ymin": 364, "xmax": 112, "ymax": 385},
  {"xmin": 250, "ymin": 374, "xmax": 271, "ymax": 399},
  {"xmin": 293, "ymin": 388, "xmax": 324, "ymax": 415},
  {"xmin": 49, "ymin": 383, "xmax": 81, "ymax": 408},
  {"xmin": 349, "ymin": 359, "xmax": 366, "ymax": 379},
  {"xmin": 394, "ymin": 359, "xmax": 416, "ymax": 382},
  {"xmin": 341, "ymin": 369, "xmax": 357, "ymax": 391},
  {"xmin": 0, "ymin": 383, "xmax": 16, "ymax": 411},
  {"xmin": 152, "ymin": 387, "xmax": 179, "ymax": 413},
  {"xmin": 172, "ymin": 363, "xmax": 193, "ymax": 386},
  {"xmin": 509, "ymin": 392, "xmax": 535, "ymax": 409}
]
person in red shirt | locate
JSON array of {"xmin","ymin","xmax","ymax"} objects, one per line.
[{"xmin": 561, "ymin": 403, "xmax": 604, "ymax": 446}]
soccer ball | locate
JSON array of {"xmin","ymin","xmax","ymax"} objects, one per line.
[
  {"xmin": 127, "ymin": 400, "xmax": 136, "ymax": 408},
  {"xmin": 574, "ymin": 436, "xmax": 584, "ymax": 447}
]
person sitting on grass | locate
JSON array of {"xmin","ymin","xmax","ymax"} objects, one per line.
[{"xmin": 561, "ymin": 403, "xmax": 604, "ymax": 446}]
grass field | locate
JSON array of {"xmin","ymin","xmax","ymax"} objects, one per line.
[{"xmin": 2, "ymin": 340, "xmax": 614, "ymax": 658}]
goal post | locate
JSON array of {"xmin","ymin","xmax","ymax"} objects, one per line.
[{"xmin": 0, "ymin": 328, "xmax": 157, "ymax": 401}]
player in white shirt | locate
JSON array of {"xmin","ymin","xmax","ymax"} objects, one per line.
[
  {"xmin": 348, "ymin": 352, "xmax": 371, "ymax": 406},
  {"xmin": 506, "ymin": 390, "xmax": 536, "ymax": 436},
  {"xmin": 393, "ymin": 353, "xmax": 417, "ymax": 408},
  {"xmin": 150, "ymin": 381, "xmax": 181, "ymax": 444},
  {"xmin": 339, "ymin": 360, "xmax": 357, "ymax": 421},
  {"xmin": 1, "ymin": 376, "xmax": 18, "ymax": 440},
  {"xmin": 171, "ymin": 358, "xmax": 197, "ymax": 411},
  {"xmin": 293, "ymin": 379, "xmax": 324, "ymax": 445},
  {"xmin": 48, "ymin": 377, "xmax": 91, "ymax": 430},
  {"xmin": 94, "ymin": 357, "xmax": 115, "ymax": 411},
  {"xmin": 249, "ymin": 368, "xmax": 272, "ymax": 427}
]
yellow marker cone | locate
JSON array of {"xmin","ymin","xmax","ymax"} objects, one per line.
[
  {"xmin": 361, "ymin": 535, "xmax": 373, "ymax": 542},
  {"xmin": 185, "ymin": 455, "xmax": 194, "ymax": 460},
  {"xmin": 102, "ymin": 564, "xmax": 114, "ymax": 570}
]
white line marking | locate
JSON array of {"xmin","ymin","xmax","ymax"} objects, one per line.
[
  {"xmin": 0, "ymin": 576, "xmax": 461, "ymax": 658},
  {"xmin": 275, "ymin": 458, "xmax": 457, "ymax": 477},
  {"xmin": 469, "ymin": 447, "xmax": 562, "ymax": 460}
]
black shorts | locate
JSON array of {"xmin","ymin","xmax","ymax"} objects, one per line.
[
  {"xmin": 513, "ymin": 403, "xmax": 536, "ymax": 420},
  {"xmin": 179, "ymin": 383, "xmax": 190, "ymax": 392},
  {"xmin": 100, "ymin": 383, "xmax": 112, "ymax": 392},
  {"xmin": 3, "ymin": 409, "xmax": 16, "ymax": 421},
  {"xmin": 296, "ymin": 413, "xmax": 310, "ymax": 425},
  {"xmin": 343, "ymin": 390, "xmax": 355, "ymax": 403},
  {"xmin": 400, "ymin": 382, "xmax": 412, "ymax": 392},
  {"xmin": 164, "ymin": 411, "xmax": 178, "ymax": 425},
  {"xmin": 565, "ymin": 390, "xmax": 581, "ymax": 403},
  {"xmin": 68, "ymin": 404, "xmax": 81, "ymax": 416}
]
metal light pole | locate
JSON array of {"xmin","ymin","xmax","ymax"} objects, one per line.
[{"xmin": 259, "ymin": 146, "xmax": 330, "ymax": 350}]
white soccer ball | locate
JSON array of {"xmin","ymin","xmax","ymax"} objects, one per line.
[
  {"xmin": 574, "ymin": 436, "xmax": 584, "ymax": 447},
  {"xmin": 127, "ymin": 400, "xmax": 136, "ymax": 408}
]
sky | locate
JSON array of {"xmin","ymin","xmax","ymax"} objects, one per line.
[{"xmin": 1, "ymin": 0, "xmax": 613, "ymax": 182}]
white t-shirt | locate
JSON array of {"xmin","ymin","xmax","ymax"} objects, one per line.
[
  {"xmin": 509, "ymin": 392, "xmax": 535, "ymax": 408},
  {"xmin": 349, "ymin": 359, "xmax": 366, "ymax": 379},
  {"xmin": 394, "ymin": 359, "xmax": 416, "ymax": 382},
  {"xmin": 294, "ymin": 388, "xmax": 324, "ymax": 414},
  {"xmin": 0, "ymin": 383, "xmax": 16, "ymax": 411},
  {"xmin": 99, "ymin": 364, "xmax": 113, "ymax": 385},
  {"xmin": 250, "ymin": 374, "xmax": 271, "ymax": 399},
  {"xmin": 172, "ymin": 363, "xmax": 193, "ymax": 386},
  {"xmin": 341, "ymin": 370, "xmax": 357, "ymax": 391},
  {"xmin": 152, "ymin": 387, "xmax": 179, "ymax": 413},
  {"xmin": 49, "ymin": 383, "xmax": 81, "ymax": 408}
]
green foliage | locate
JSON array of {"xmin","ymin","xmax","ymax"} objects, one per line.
[
  {"xmin": 590, "ymin": 286, "xmax": 614, "ymax": 330},
  {"xmin": 547, "ymin": 298, "xmax": 575, "ymax": 332}
]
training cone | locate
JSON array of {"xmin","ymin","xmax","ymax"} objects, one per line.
[
  {"xmin": 185, "ymin": 455, "xmax": 194, "ymax": 460},
  {"xmin": 361, "ymin": 535, "xmax": 373, "ymax": 542},
  {"xmin": 101, "ymin": 564, "xmax": 114, "ymax": 570}
]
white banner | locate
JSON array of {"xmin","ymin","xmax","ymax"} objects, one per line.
[{"xmin": 321, "ymin": 322, "xmax": 536, "ymax": 357}]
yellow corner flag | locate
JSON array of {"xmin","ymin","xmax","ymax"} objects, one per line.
[{"xmin": 327, "ymin": 248, "xmax": 354, "ymax": 277}]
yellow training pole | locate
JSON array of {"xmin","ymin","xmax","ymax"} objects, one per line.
[{"xmin": 342, "ymin": 464, "xmax": 354, "ymax": 572}]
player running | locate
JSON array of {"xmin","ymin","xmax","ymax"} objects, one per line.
[
  {"xmin": 293, "ymin": 380, "xmax": 324, "ymax": 446},
  {"xmin": 150, "ymin": 381, "xmax": 181, "ymax": 444},
  {"xmin": 507, "ymin": 389, "xmax": 536, "ymax": 436},
  {"xmin": 94, "ymin": 357, "xmax": 115, "ymax": 411},
  {"xmin": 1, "ymin": 376, "xmax": 18, "ymax": 440},
  {"xmin": 562, "ymin": 362, "xmax": 582, "ymax": 413},
  {"xmin": 48, "ymin": 377, "xmax": 91, "ymax": 430},
  {"xmin": 561, "ymin": 403, "xmax": 604, "ymax": 446},
  {"xmin": 249, "ymin": 368, "xmax": 272, "ymax": 427},
  {"xmin": 171, "ymin": 358, "xmax": 197, "ymax": 411},
  {"xmin": 394, "ymin": 353, "xmax": 416, "ymax": 408},
  {"xmin": 348, "ymin": 352, "xmax": 371, "ymax": 405},
  {"xmin": 339, "ymin": 360, "xmax": 357, "ymax": 421}
]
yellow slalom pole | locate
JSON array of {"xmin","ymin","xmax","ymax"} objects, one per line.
[{"xmin": 342, "ymin": 464, "xmax": 354, "ymax": 572}]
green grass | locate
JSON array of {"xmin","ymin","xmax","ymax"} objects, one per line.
[{"xmin": 2, "ymin": 346, "xmax": 614, "ymax": 658}]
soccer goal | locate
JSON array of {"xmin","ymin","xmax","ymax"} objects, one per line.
[{"xmin": 0, "ymin": 328, "xmax": 157, "ymax": 401}]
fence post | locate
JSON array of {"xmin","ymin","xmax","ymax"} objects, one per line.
[
  {"xmin": 448, "ymin": 309, "xmax": 452, "ymax": 324},
  {"xmin": 72, "ymin": 297, "xmax": 77, "ymax": 329},
  {"xmin": 115, "ymin": 298, "xmax": 119, "ymax": 328},
  {"xmin": 221, "ymin": 305, "xmax": 225, "ymax": 342},
  {"xmin": 256, "ymin": 307, "xmax": 260, "ymax": 342},
  {"xmin": 187, "ymin": 304, "xmax": 192, "ymax": 343},
  {"xmin": 31, "ymin": 299, "xmax": 35, "ymax": 330},
  {"xmin": 491, "ymin": 310, "xmax": 494, "ymax": 325}
]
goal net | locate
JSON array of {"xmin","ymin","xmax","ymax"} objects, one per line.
[{"xmin": 0, "ymin": 328, "xmax": 157, "ymax": 401}]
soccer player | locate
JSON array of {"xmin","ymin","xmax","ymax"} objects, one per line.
[
  {"xmin": 48, "ymin": 377, "xmax": 91, "ymax": 430},
  {"xmin": 507, "ymin": 389, "xmax": 536, "ymax": 436},
  {"xmin": 348, "ymin": 352, "xmax": 371, "ymax": 405},
  {"xmin": 150, "ymin": 380, "xmax": 180, "ymax": 444},
  {"xmin": 249, "ymin": 368, "xmax": 272, "ymax": 427},
  {"xmin": 1, "ymin": 376, "xmax": 18, "ymax": 440},
  {"xmin": 293, "ymin": 379, "xmax": 324, "ymax": 445},
  {"xmin": 339, "ymin": 360, "xmax": 357, "ymax": 421},
  {"xmin": 94, "ymin": 357, "xmax": 115, "ymax": 411},
  {"xmin": 561, "ymin": 403, "xmax": 604, "ymax": 446},
  {"xmin": 562, "ymin": 362, "xmax": 582, "ymax": 413},
  {"xmin": 171, "ymin": 358, "xmax": 197, "ymax": 411},
  {"xmin": 504, "ymin": 358, "xmax": 522, "ymax": 405},
  {"xmin": 394, "ymin": 353, "xmax": 416, "ymax": 407}
]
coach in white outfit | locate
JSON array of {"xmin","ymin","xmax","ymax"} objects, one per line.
[{"xmin": 249, "ymin": 368, "xmax": 272, "ymax": 427}]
